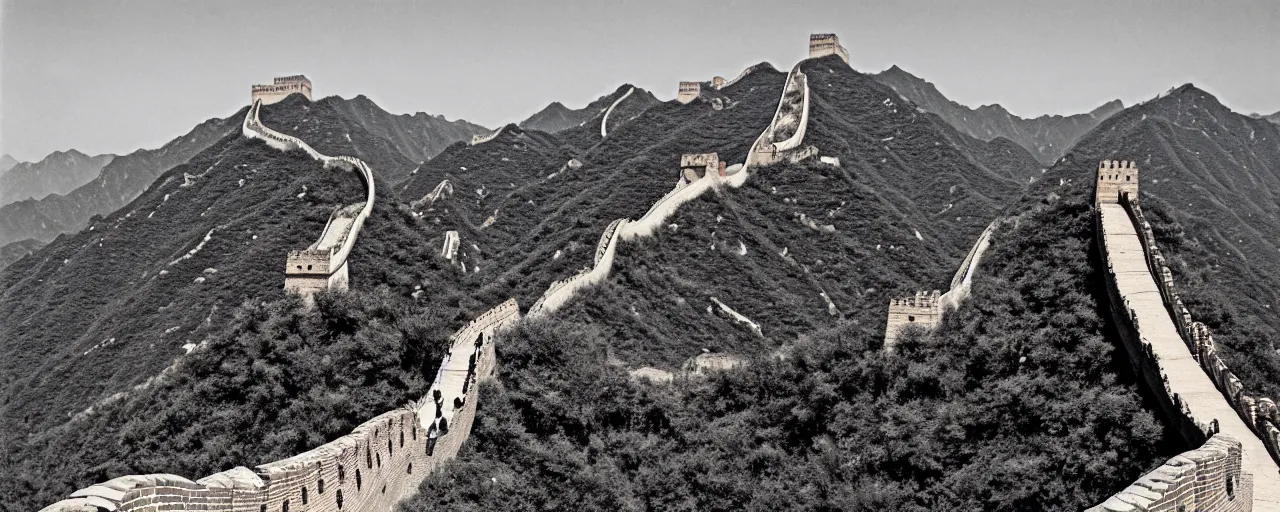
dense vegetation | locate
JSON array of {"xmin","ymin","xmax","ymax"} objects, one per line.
[
  {"xmin": 403, "ymin": 184, "xmax": 1172, "ymax": 511},
  {"xmin": 3, "ymin": 287, "xmax": 457, "ymax": 509}
]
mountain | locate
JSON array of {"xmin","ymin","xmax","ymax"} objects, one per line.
[
  {"xmin": 321, "ymin": 94, "xmax": 490, "ymax": 181},
  {"xmin": 0, "ymin": 95, "xmax": 487, "ymax": 248},
  {"xmin": 519, "ymin": 84, "xmax": 661, "ymax": 136},
  {"xmin": 0, "ymin": 154, "xmax": 19, "ymax": 175},
  {"xmin": 0, "ymin": 239, "xmax": 44, "ymax": 270},
  {"xmin": 0, "ymin": 114, "xmax": 243, "ymax": 248},
  {"xmin": 872, "ymin": 65, "xmax": 1124, "ymax": 165},
  {"xmin": 0, "ymin": 149, "xmax": 115, "ymax": 207}
]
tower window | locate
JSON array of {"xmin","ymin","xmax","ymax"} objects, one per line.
[{"xmin": 908, "ymin": 315, "xmax": 916, "ymax": 322}]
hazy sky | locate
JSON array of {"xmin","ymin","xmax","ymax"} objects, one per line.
[{"xmin": 2, "ymin": 0, "xmax": 1277, "ymax": 161}]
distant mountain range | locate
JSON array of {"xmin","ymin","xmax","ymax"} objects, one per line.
[
  {"xmin": 872, "ymin": 65, "xmax": 1124, "ymax": 165},
  {"xmin": 0, "ymin": 149, "xmax": 115, "ymax": 207},
  {"xmin": 0, "ymin": 95, "xmax": 488, "ymax": 250}
]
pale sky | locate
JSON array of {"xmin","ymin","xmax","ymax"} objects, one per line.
[{"xmin": 2, "ymin": 0, "xmax": 1277, "ymax": 161}]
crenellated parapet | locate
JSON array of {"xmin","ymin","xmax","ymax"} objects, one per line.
[
  {"xmin": 251, "ymin": 75, "xmax": 313, "ymax": 105},
  {"xmin": 242, "ymin": 99, "xmax": 376, "ymax": 301},
  {"xmin": 1095, "ymin": 159, "xmax": 1280, "ymax": 508},
  {"xmin": 38, "ymin": 299, "xmax": 520, "ymax": 512},
  {"xmin": 808, "ymin": 33, "xmax": 849, "ymax": 64},
  {"xmin": 1096, "ymin": 159, "xmax": 1140, "ymax": 204}
]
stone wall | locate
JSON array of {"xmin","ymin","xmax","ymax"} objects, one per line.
[
  {"xmin": 1096, "ymin": 159, "xmax": 1139, "ymax": 204},
  {"xmin": 601, "ymin": 86, "xmax": 635, "ymax": 137},
  {"xmin": 441, "ymin": 231, "xmax": 460, "ymax": 262},
  {"xmin": 528, "ymin": 218, "xmax": 629, "ymax": 318},
  {"xmin": 470, "ymin": 125, "xmax": 507, "ymax": 146},
  {"xmin": 242, "ymin": 99, "xmax": 377, "ymax": 301},
  {"xmin": 1089, "ymin": 435, "xmax": 1252, "ymax": 512},
  {"xmin": 38, "ymin": 299, "xmax": 520, "ymax": 512},
  {"xmin": 251, "ymin": 75, "xmax": 313, "ymax": 105},
  {"xmin": 747, "ymin": 62, "xmax": 812, "ymax": 168},
  {"xmin": 1093, "ymin": 159, "xmax": 1280, "ymax": 508}
]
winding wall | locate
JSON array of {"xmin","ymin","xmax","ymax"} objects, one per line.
[
  {"xmin": 600, "ymin": 87, "xmax": 635, "ymax": 138},
  {"xmin": 1092, "ymin": 169, "xmax": 1280, "ymax": 509},
  {"xmin": 241, "ymin": 99, "xmax": 377, "ymax": 298},
  {"xmin": 38, "ymin": 299, "xmax": 520, "ymax": 512},
  {"xmin": 529, "ymin": 56, "xmax": 814, "ymax": 317}
]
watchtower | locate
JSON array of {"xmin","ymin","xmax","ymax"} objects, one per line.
[
  {"xmin": 884, "ymin": 290, "xmax": 942, "ymax": 350},
  {"xmin": 680, "ymin": 152, "xmax": 723, "ymax": 181},
  {"xmin": 677, "ymin": 82, "xmax": 701, "ymax": 104},
  {"xmin": 251, "ymin": 75, "xmax": 313, "ymax": 105},
  {"xmin": 712, "ymin": 76, "xmax": 727, "ymax": 90},
  {"xmin": 284, "ymin": 248, "xmax": 348, "ymax": 298},
  {"xmin": 1095, "ymin": 159, "xmax": 1139, "ymax": 204},
  {"xmin": 808, "ymin": 34, "xmax": 849, "ymax": 64}
]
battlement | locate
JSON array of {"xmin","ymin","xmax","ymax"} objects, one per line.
[
  {"xmin": 808, "ymin": 33, "xmax": 849, "ymax": 64},
  {"xmin": 251, "ymin": 75, "xmax": 312, "ymax": 105},
  {"xmin": 1095, "ymin": 159, "xmax": 1139, "ymax": 204},
  {"xmin": 884, "ymin": 290, "xmax": 942, "ymax": 349},
  {"xmin": 677, "ymin": 81, "xmax": 701, "ymax": 104}
]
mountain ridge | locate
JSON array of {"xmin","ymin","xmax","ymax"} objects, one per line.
[
  {"xmin": 0, "ymin": 149, "xmax": 115, "ymax": 207},
  {"xmin": 872, "ymin": 64, "xmax": 1124, "ymax": 165}
]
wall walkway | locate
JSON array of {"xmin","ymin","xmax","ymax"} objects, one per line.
[{"xmin": 1095, "ymin": 198, "xmax": 1280, "ymax": 509}]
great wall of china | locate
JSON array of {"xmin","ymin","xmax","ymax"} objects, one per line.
[
  {"xmin": 1090, "ymin": 159, "xmax": 1280, "ymax": 511},
  {"xmin": 37, "ymin": 37, "xmax": 1280, "ymax": 512},
  {"xmin": 241, "ymin": 98, "xmax": 377, "ymax": 299},
  {"xmin": 600, "ymin": 86, "xmax": 635, "ymax": 137}
]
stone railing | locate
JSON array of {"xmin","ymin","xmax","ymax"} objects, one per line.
[
  {"xmin": 1120, "ymin": 196, "xmax": 1280, "ymax": 466},
  {"xmin": 242, "ymin": 99, "xmax": 376, "ymax": 298},
  {"xmin": 1088, "ymin": 434, "xmax": 1252, "ymax": 512},
  {"xmin": 37, "ymin": 299, "xmax": 520, "ymax": 512},
  {"xmin": 600, "ymin": 87, "xmax": 635, "ymax": 138}
]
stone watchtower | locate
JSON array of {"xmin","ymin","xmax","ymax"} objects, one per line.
[
  {"xmin": 251, "ymin": 75, "xmax": 313, "ymax": 105},
  {"xmin": 680, "ymin": 152, "xmax": 724, "ymax": 181},
  {"xmin": 808, "ymin": 33, "xmax": 849, "ymax": 64},
  {"xmin": 884, "ymin": 290, "xmax": 942, "ymax": 350},
  {"xmin": 677, "ymin": 81, "xmax": 701, "ymax": 104},
  {"xmin": 1095, "ymin": 159, "xmax": 1139, "ymax": 204}
]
